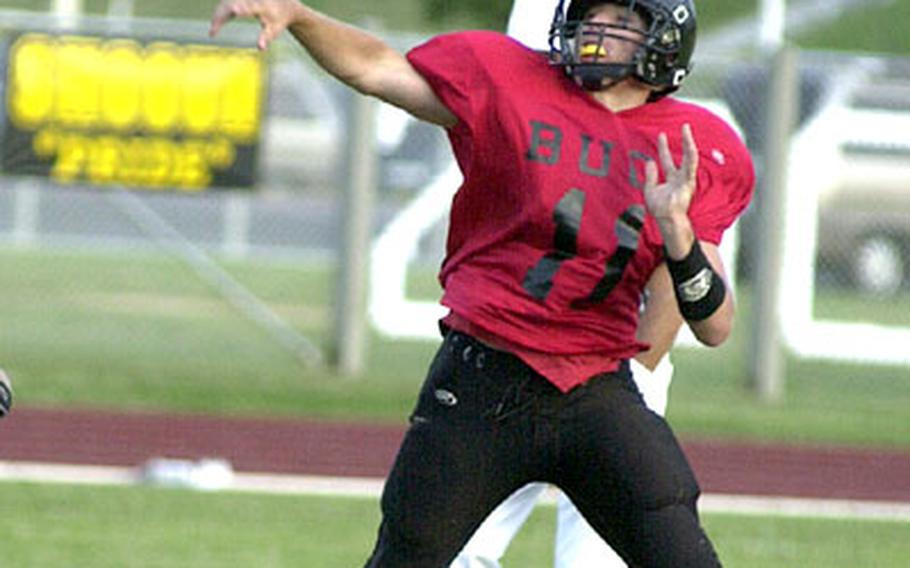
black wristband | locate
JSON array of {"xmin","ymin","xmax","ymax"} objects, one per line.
[
  {"xmin": 665, "ymin": 240, "xmax": 726, "ymax": 321},
  {"xmin": 0, "ymin": 379, "xmax": 11, "ymax": 418}
]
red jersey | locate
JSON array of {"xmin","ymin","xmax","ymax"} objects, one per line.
[
  {"xmin": 407, "ymin": 32, "xmax": 753, "ymax": 390},
  {"xmin": 619, "ymin": 97, "xmax": 755, "ymax": 245}
]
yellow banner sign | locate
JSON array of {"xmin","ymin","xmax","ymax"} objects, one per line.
[{"xmin": 3, "ymin": 33, "xmax": 266, "ymax": 190}]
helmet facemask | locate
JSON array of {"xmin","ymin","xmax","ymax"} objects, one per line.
[
  {"xmin": 552, "ymin": 11, "xmax": 651, "ymax": 90},
  {"xmin": 548, "ymin": 0, "xmax": 696, "ymax": 97}
]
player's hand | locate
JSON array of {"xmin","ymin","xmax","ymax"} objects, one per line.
[
  {"xmin": 0, "ymin": 369, "xmax": 12, "ymax": 418},
  {"xmin": 210, "ymin": 0, "xmax": 303, "ymax": 51},
  {"xmin": 643, "ymin": 123, "xmax": 699, "ymax": 224}
]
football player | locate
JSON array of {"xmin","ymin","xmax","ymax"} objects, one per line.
[
  {"xmin": 209, "ymin": 1, "xmax": 753, "ymax": 565},
  {"xmin": 454, "ymin": 2, "xmax": 754, "ymax": 566}
]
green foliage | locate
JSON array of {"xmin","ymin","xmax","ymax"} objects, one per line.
[
  {"xmin": 2, "ymin": 0, "xmax": 905, "ymax": 54},
  {"xmin": 797, "ymin": 0, "xmax": 910, "ymax": 54},
  {"xmin": 0, "ymin": 0, "xmax": 755, "ymax": 32},
  {"xmin": 424, "ymin": 0, "xmax": 514, "ymax": 30}
]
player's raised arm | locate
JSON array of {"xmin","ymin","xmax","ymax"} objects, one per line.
[
  {"xmin": 209, "ymin": 0, "xmax": 457, "ymax": 128},
  {"xmin": 645, "ymin": 124, "xmax": 735, "ymax": 347}
]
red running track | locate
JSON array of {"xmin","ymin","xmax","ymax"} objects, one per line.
[{"xmin": 2, "ymin": 407, "xmax": 909, "ymax": 503}]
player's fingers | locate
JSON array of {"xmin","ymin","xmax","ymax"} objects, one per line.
[
  {"xmin": 209, "ymin": 2, "xmax": 237, "ymax": 37},
  {"xmin": 258, "ymin": 23, "xmax": 282, "ymax": 50},
  {"xmin": 680, "ymin": 123, "xmax": 699, "ymax": 182},
  {"xmin": 210, "ymin": 1, "xmax": 261, "ymax": 37},
  {"xmin": 644, "ymin": 156, "xmax": 659, "ymax": 189},
  {"xmin": 210, "ymin": 1, "xmax": 250, "ymax": 37},
  {"xmin": 657, "ymin": 132, "xmax": 675, "ymax": 172}
]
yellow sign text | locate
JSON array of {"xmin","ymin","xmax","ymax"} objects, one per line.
[{"xmin": 4, "ymin": 33, "xmax": 265, "ymax": 190}]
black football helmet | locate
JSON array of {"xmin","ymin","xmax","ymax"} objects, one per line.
[{"xmin": 548, "ymin": 0, "xmax": 697, "ymax": 97}]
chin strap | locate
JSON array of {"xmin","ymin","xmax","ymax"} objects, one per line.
[{"xmin": 571, "ymin": 62, "xmax": 636, "ymax": 91}]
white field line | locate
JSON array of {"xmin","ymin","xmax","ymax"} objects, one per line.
[
  {"xmin": 2, "ymin": 460, "xmax": 910, "ymax": 523},
  {"xmin": 699, "ymin": 494, "xmax": 910, "ymax": 523}
]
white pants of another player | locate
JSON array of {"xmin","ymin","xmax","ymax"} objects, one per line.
[{"xmin": 451, "ymin": 356, "xmax": 675, "ymax": 568}]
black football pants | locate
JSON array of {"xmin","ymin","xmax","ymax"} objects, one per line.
[{"xmin": 364, "ymin": 330, "xmax": 721, "ymax": 567}]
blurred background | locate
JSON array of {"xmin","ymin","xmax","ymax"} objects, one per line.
[
  {"xmin": 0, "ymin": 0, "xmax": 907, "ymax": 423},
  {"xmin": 0, "ymin": 1, "xmax": 909, "ymax": 566}
]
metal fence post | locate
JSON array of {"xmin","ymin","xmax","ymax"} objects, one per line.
[
  {"xmin": 51, "ymin": 0, "xmax": 82, "ymax": 29},
  {"xmin": 222, "ymin": 193, "xmax": 251, "ymax": 258},
  {"xmin": 749, "ymin": 45, "xmax": 799, "ymax": 402},
  {"xmin": 333, "ymin": 87, "xmax": 378, "ymax": 376},
  {"xmin": 13, "ymin": 182, "xmax": 39, "ymax": 246}
]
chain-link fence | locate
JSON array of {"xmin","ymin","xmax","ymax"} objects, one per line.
[
  {"xmin": 695, "ymin": 51, "xmax": 910, "ymax": 296},
  {"xmin": 684, "ymin": 50, "xmax": 910, "ymax": 366},
  {"xmin": 1, "ymin": 10, "xmax": 909, "ymax": 403}
]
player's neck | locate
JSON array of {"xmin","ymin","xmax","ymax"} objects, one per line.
[{"xmin": 590, "ymin": 80, "xmax": 651, "ymax": 112}]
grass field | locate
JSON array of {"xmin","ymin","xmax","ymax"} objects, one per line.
[
  {"xmin": 2, "ymin": 482, "xmax": 909, "ymax": 567},
  {"xmin": 2, "ymin": 246, "xmax": 910, "ymax": 449}
]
